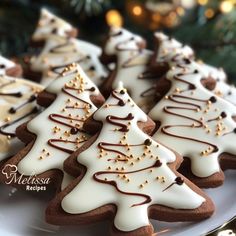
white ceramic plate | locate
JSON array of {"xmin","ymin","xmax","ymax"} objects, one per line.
[{"xmin": 0, "ymin": 170, "xmax": 235, "ymax": 236}]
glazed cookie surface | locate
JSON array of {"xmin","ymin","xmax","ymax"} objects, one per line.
[
  {"xmin": 46, "ymin": 83, "xmax": 214, "ymax": 236},
  {"xmin": 31, "ymin": 8, "xmax": 78, "ymax": 46},
  {"xmin": 29, "ymin": 35, "xmax": 107, "ymax": 87},
  {"xmin": 101, "ymin": 27, "xmax": 159, "ymax": 112},
  {"xmin": 4, "ymin": 64, "xmax": 104, "ymax": 190},
  {"xmin": 149, "ymin": 60, "xmax": 236, "ymax": 187},
  {"xmin": 0, "ymin": 76, "xmax": 43, "ymax": 163}
]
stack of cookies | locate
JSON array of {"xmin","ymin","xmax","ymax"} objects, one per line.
[{"xmin": 0, "ymin": 9, "xmax": 236, "ymax": 236}]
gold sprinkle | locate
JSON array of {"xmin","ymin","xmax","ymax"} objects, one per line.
[
  {"xmin": 175, "ymin": 88, "xmax": 180, "ymax": 93},
  {"xmin": 4, "ymin": 117, "xmax": 10, "ymax": 122}
]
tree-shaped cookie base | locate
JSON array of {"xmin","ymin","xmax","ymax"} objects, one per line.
[
  {"xmin": 5, "ymin": 63, "xmax": 103, "ymax": 190},
  {"xmin": 149, "ymin": 60, "xmax": 236, "ymax": 187},
  {"xmin": 101, "ymin": 27, "xmax": 158, "ymax": 112},
  {"xmin": 46, "ymin": 83, "xmax": 214, "ymax": 236}
]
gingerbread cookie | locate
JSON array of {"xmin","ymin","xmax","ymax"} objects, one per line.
[
  {"xmin": 31, "ymin": 8, "xmax": 78, "ymax": 47},
  {"xmin": 101, "ymin": 27, "xmax": 159, "ymax": 112},
  {"xmin": 150, "ymin": 32, "xmax": 194, "ymax": 76},
  {"xmin": 0, "ymin": 75, "xmax": 43, "ymax": 167},
  {"xmin": 0, "ymin": 55, "xmax": 23, "ymax": 77},
  {"xmin": 46, "ymin": 82, "xmax": 214, "ymax": 236},
  {"xmin": 148, "ymin": 60, "xmax": 236, "ymax": 188},
  {"xmin": 2, "ymin": 64, "xmax": 104, "ymax": 190},
  {"xmin": 26, "ymin": 35, "xmax": 107, "ymax": 86}
]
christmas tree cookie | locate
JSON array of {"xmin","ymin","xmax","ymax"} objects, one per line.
[
  {"xmin": 101, "ymin": 27, "xmax": 159, "ymax": 112},
  {"xmin": 2, "ymin": 64, "xmax": 104, "ymax": 190},
  {"xmin": 149, "ymin": 60, "xmax": 236, "ymax": 187},
  {"xmin": 31, "ymin": 8, "xmax": 78, "ymax": 47},
  {"xmin": 150, "ymin": 32, "xmax": 194, "ymax": 76},
  {"xmin": 0, "ymin": 75, "xmax": 43, "ymax": 166},
  {"xmin": 27, "ymin": 35, "xmax": 107, "ymax": 86},
  {"xmin": 46, "ymin": 83, "xmax": 214, "ymax": 236}
]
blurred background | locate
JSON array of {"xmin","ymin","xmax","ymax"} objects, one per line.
[{"xmin": 0, "ymin": 0, "xmax": 236, "ymax": 80}]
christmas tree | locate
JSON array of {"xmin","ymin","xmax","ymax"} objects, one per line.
[
  {"xmin": 149, "ymin": 60, "xmax": 236, "ymax": 187},
  {"xmin": 46, "ymin": 82, "xmax": 213, "ymax": 235},
  {"xmin": 16, "ymin": 63, "xmax": 104, "ymax": 189}
]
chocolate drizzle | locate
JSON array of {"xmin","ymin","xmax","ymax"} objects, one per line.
[
  {"xmin": 110, "ymin": 91, "xmax": 126, "ymax": 106},
  {"xmin": 98, "ymin": 141, "xmax": 146, "ymax": 160},
  {"xmin": 160, "ymin": 71, "xmax": 221, "ymax": 154},
  {"xmin": 47, "ymin": 138, "xmax": 86, "ymax": 154},
  {"xmin": 0, "ymin": 107, "xmax": 39, "ymax": 137},
  {"xmin": 47, "ymin": 79, "xmax": 93, "ymax": 153},
  {"xmin": 162, "ymin": 176, "xmax": 184, "ymax": 192},
  {"xmin": 93, "ymin": 160, "xmax": 163, "ymax": 207},
  {"xmin": 106, "ymin": 113, "xmax": 134, "ymax": 132},
  {"xmin": 0, "ymin": 79, "xmax": 23, "ymax": 97},
  {"xmin": 0, "ymin": 79, "xmax": 40, "ymax": 138}
]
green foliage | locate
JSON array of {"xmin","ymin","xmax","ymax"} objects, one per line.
[{"xmin": 66, "ymin": 0, "xmax": 111, "ymax": 15}]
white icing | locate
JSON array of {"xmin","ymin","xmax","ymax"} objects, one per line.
[
  {"xmin": 30, "ymin": 35, "xmax": 107, "ymax": 86},
  {"xmin": 17, "ymin": 64, "xmax": 100, "ymax": 189},
  {"xmin": 149, "ymin": 60, "xmax": 236, "ymax": 178},
  {"xmin": 198, "ymin": 63, "xmax": 227, "ymax": 82},
  {"xmin": 32, "ymin": 8, "xmax": 74, "ymax": 42},
  {"xmin": 62, "ymin": 82, "xmax": 205, "ymax": 232},
  {"xmin": 154, "ymin": 32, "xmax": 194, "ymax": 65},
  {"xmin": 213, "ymin": 81, "xmax": 236, "ymax": 106},
  {"xmin": 0, "ymin": 76, "xmax": 43, "ymax": 162},
  {"xmin": 104, "ymin": 27, "xmax": 144, "ymax": 55},
  {"xmin": 0, "ymin": 55, "xmax": 16, "ymax": 76},
  {"xmin": 104, "ymin": 27, "xmax": 157, "ymax": 112}
]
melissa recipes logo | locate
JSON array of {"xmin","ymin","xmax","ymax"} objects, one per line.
[{"xmin": 2, "ymin": 164, "xmax": 50, "ymax": 192}]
